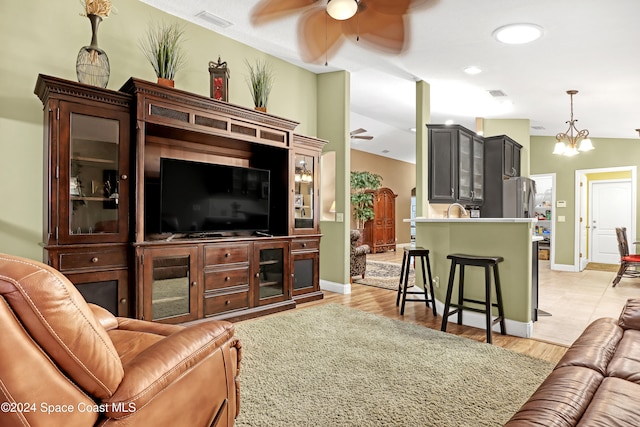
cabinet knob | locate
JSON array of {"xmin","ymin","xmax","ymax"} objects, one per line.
[
  {"xmin": 91, "ymin": 257, "xmax": 99, "ymax": 263},
  {"xmin": 225, "ymin": 300, "xmax": 231, "ymax": 305},
  {"xmin": 119, "ymin": 298, "xmax": 127, "ymax": 304},
  {"xmin": 225, "ymin": 276, "xmax": 230, "ymax": 281},
  {"xmin": 302, "ymin": 243, "xmax": 307, "ymax": 248},
  {"xmin": 191, "ymin": 281, "xmax": 197, "ymax": 287},
  {"xmin": 120, "ymin": 174, "xmax": 128, "ymax": 180},
  {"xmin": 255, "ymin": 272, "xmax": 260, "ymax": 278},
  {"xmin": 451, "ymin": 188, "xmax": 454, "ymax": 197},
  {"xmin": 225, "ymin": 253, "xmax": 231, "ymax": 257}
]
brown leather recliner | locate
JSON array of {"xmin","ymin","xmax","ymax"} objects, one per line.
[{"xmin": 0, "ymin": 253, "xmax": 241, "ymax": 427}]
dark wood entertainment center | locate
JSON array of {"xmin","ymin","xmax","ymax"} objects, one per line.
[{"xmin": 36, "ymin": 74, "xmax": 325, "ymax": 324}]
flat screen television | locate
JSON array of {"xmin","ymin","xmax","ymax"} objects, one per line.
[{"xmin": 157, "ymin": 158, "xmax": 270, "ymax": 236}]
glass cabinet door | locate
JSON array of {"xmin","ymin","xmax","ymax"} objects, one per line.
[
  {"xmin": 255, "ymin": 242, "xmax": 289, "ymax": 305},
  {"xmin": 458, "ymin": 131, "xmax": 473, "ymax": 200},
  {"xmin": 59, "ymin": 103, "xmax": 129, "ymax": 244},
  {"xmin": 472, "ymin": 136, "xmax": 484, "ymax": 202},
  {"xmin": 143, "ymin": 246, "xmax": 198, "ymax": 323},
  {"xmin": 294, "ymin": 154, "xmax": 315, "ymax": 230}
]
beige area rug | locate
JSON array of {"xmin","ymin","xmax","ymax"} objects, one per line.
[
  {"xmin": 585, "ymin": 262, "xmax": 620, "ymax": 273},
  {"xmin": 354, "ymin": 260, "xmax": 410, "ymax": 290},
  {"xmin": 233, "ymin": 304, "xmax": 553, "ymax": 427}
]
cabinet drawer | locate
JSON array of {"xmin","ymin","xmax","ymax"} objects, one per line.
[
  {"xmin": 59, "ymin": 250, "xmax": 127, "ymax": 271},
  {"xmin": 204, "ymin": 268, "xmax": 249, "ymax": 291},
  {"xmin": 204, "ymin": 289, "xmax": 249, "ymax": 315},
  {"xmin": 291, "ymin": 239, "xmax": 319, "ymax": 252},
  {"xmin": 204, "ymin": 244, "xmax": 249, "ymax": 266}
]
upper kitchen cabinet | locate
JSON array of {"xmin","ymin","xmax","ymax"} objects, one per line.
[
  {"xmin": 485, "ymin": 135, "xmax": 522, "ymax": 178},
  {"xmin": 482, "ymin": 135, "xmax": 523, "ymax": 218},
  {"xmin": 428, "ymin": 124, "xmax": 484, "ymax": 205}
]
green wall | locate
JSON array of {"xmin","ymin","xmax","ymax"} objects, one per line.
[
  {"xmin": 531, "ymin": 135, "xmax": 640, "ymax": 265},
  {"xmin": 0, "ymin": 0, "xmax": 318, "ymax": 259}
]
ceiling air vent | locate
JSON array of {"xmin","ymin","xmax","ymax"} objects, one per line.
[
  {"xmin": 488, "ymin": 90, "xmax": 507, "ymax": 97},
  {"xmin": 196, "ymin": 11, "xmax": 233, "ymax": 29},
  {"xmin": 531, "ymin": 125, "xmax": 545, "ymax": 130}
]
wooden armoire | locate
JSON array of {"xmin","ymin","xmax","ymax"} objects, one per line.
[{"xmin": 363, "ymin": 187, "xmax": 397, "ymax": 253}]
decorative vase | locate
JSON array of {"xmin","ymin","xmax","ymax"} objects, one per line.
[
  {"xmin": 255, "ymin": 106, "xmax": 267, "ymax": 113},
  {"xmin": 157, "ymin": 78, "xmax": 175, "ymax": 88},
  {"xmin": 76, "ymin": 14, "xmax": 110, "ymax": 88}
]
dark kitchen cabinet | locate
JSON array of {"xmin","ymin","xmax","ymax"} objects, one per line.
[{"xmin": 428, "ymin": 124, "xmax": 484, "ymax": 205}]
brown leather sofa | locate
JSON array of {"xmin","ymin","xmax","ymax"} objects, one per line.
[
  {"xmin": 505, "ymin": 298, "xmax": 640, "ymax": 426},
  {"xmin": 0, "ymin": 253, "xmax": 241, "ymax": 427}
]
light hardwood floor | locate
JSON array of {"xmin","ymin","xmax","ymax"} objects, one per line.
[{"xmin": 300, "ymin": 248, "xmax": 568, "ymax": 365}]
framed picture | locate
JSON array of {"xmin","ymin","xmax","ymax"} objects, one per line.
[
  {"xmin": 294, "ymin": 194, "xmax": 303, "ymax": 207},
  {"xmin": 70, "ymin": 177, "xmax": 81, "ymax": 196}
]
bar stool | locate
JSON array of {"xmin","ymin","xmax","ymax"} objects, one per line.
[
  {"xmin": 395, "ymin": 246, "xmax": 437, "ymax": 316},
  {"xmin": 440, "ymin": 253, "xmax": 506, "ymax": 344}
]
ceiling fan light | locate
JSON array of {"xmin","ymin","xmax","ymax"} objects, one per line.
[
  {"xmin": 327, "ymin": 0, "xmax": 358, "ymax": 20},
  {"xmin": 578, "ymin": 138, "xmax": 594, "ymax": 151}
]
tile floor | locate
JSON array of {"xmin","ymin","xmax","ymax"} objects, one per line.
[
  {"xmin": 534, "ymin": 261, "xmax": 640, "ymax": 346},
  {"xmin": 367, "ymin": 249, "xmax": 640, "ymax": 347}
]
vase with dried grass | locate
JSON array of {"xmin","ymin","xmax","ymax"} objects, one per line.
[
  {"xmin": 139, "ymin": 21, "xmax": 187, "ymax": 87},
  {"xmin": 245, "ymin": 59, "xmax": 274, "ymax": 112},
  {"xmin": 76, "ymin": 0, "xmax": 113, "ymax": 88}
]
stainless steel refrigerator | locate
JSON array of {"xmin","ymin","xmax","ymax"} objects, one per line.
[{"xmin": 503, "ymin": 177, "xmax": 537, "ymax": 218}]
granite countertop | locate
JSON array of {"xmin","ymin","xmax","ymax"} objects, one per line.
[{"xmin": 405, "ymin": 217, "xmax": 538, "ymax": 223}]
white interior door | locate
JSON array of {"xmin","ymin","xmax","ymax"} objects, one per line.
[
  {"xmin": 579, "ymin": 175, "xmax": 588, "ymax": 270},
  {"xmin": 590, "ymin": 180, "xmax": 632, "ymax": 264}
]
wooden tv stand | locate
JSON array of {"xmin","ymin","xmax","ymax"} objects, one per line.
[{"xmin": 36, "ymin": 74, "xmax": 325, "ymax": 324}]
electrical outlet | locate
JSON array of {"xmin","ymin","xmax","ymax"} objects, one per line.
[
  {"xmin": 433, "ymin": 276, "xmax": 440, "ymax": 288},
  {"xmin": 336, "ymin": 212, "xmax": 344, "ymax": 222},
  {"xmin": 558, "ymin": 215, "xmax": 566, "ymax": 222}
]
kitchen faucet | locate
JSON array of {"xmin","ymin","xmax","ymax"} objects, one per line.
[{"xmin": 447, "ymin": 203, "xmax": 468, "ymax": 218}]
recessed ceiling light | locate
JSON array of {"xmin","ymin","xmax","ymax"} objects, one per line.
[
  {"xmin": 410, "ymin": 127, "xmax": 416, "ymax": 132},
  {"xmin": 464, "ymin": 66, "xmax": 482, "ymax": 75},
  {"xmin": 445, "ymin": 120, "xmax": 454, "ymax": 125},
  {"xmin": 493, "ymin": 23, "xmax": 543, "ymax": 45}
]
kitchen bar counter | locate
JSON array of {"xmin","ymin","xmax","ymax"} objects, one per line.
[{"xmin": 406, "ymin": 217, "xmax": 537, "ymax": 338}]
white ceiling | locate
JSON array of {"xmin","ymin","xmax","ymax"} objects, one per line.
[{"xmin": 140, "ymin": 0, "xmax": 640, "ymax": 164}]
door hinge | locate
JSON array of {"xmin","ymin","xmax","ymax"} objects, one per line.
[
  {"xmin": 55, "ymin": 165, "xmax": 59, "ymax": 180},
  {"xmin": 55, "ymin": 227, "xmax": 58, "ymax": 240},
  {"xmin": 579, "ymin": 217, "xmax": 583, "ymax": 223},
  {"xmin": 56, "ymin": 107, "xmax": 59, "ymax": 121},
  {"xmin": 580, "ymin": 252, "xmax": 583, "ymax": 258}
]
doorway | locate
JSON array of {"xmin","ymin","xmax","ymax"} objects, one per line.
[
  {"xmin": 531, "ymin": 174, "xmax": 555, "ymax": 268},
  {"xmin": 575, "ymin": 167, "xmax": 637, "ymax": 271}
]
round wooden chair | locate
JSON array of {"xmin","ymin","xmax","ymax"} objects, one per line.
[{"xmin": 613, "ymin": 227, "xmax": 640, "ymax": 286}]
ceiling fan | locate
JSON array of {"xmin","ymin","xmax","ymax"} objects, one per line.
[
  {"xmin": 350, "ymin": 127, "xmax": 374, "ymax": 140},
  {"xmin": 250, "ymin": 0, "xmax": 432, "ymax": 64}
]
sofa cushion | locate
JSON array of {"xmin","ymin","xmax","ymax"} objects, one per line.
[
  {"xmin": 578, "ymin": 377, "xmax": 640, "ymax": 425},
  {"xmin": 505, "ymin": 366, "xmax": 603, "ymax": 426},
  {"xmin": 556, "ymin": 318, "xmax": 622, "ymax": 375},
  {"xmin": 606, "ymin": 329, "xmax": 640, "ymax": 384},
  {"xmin": 618, "ymin": 298, "xmax": 640, "ymax": 330}
]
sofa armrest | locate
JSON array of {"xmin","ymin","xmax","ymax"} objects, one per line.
[
  {"xmin": 104, "ymin": 321, "xmax": 236, "ymax": 418},
  {"xmin": 618, "ymin": 299, "xmax": 640, "ymax": 330}
]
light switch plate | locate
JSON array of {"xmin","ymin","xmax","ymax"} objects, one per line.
[
  {"xmin": 558, "ymin": 215, "xmax": 566, "ymax": 222},
  {"xmin": 557, "ymin": 200, "xmax": 566, "ymax": 208},
  {"xmin": 336, "ymin": 213, "xmax": 344, "ymax": 222}
]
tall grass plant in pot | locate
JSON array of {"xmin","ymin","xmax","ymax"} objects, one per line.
[
  {"xmin": 245, "ymin": 59, "xmax": 274, "ymax": 112},
  {"xmin": 139, "ymin": 21, "xmax": 186, "ymax": 87}
]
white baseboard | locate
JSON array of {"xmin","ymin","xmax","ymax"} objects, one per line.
[
  {"xmin": 320, "ymin": 279, "xmax": 351, "ymax": 294},
  {"xmin": 552, "ymin": 263, "xmax": 577, "ymax": 272}
]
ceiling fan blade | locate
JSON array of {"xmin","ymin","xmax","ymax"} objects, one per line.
[
  {"xmin": 352, "ymin": 135, "xmax": 374, "ymax": 140},
  {"xmin": 344, "ymin": 9, "xmax": 407, "ymax": 54},
  {"xmin": 251, "ymin": 0, "xmax": 319, "ymax": 25},
  {"xmin": 363, "ymin": 0, "xmax": 412, "ymax": 15},
  {"xmin": 350, "ymin": 128, "xmax": 368, "ymax": 135},
  {"xmin": 298, "ymin": 8, "xmax": 346, "ymax": 64}
]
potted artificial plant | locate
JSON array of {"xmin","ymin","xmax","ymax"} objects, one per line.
[
  {"xmin": 245, "ymin": 59, "xmax": 274, "ymax": 112},
  {"xmin": 350, "ymin": 171, "xmax": 382, "ymax": 231},
  {"xmin": 140, "ymin": 21, "xmax": 186, "ymax": 87}
]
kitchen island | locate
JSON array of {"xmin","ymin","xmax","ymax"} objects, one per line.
[{"xmin": 408, "ymin": 217, "xmax": 538, "ymax": 338}]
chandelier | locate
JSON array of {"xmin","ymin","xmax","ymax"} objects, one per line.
[{"xmin": 553, "ymin": 90, "xmax": 593, "ymax": 156}]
